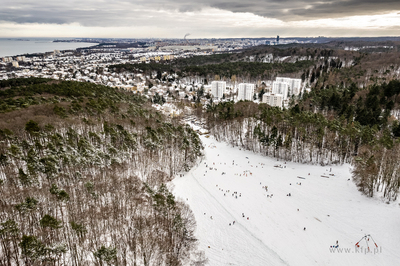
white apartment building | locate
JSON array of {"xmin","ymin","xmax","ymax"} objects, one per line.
[
  {"xmin": 275, "ymin": 77, "xmax": 290, "ymax": 84},
  {"xmin": 2, "ymin": 57, "xmax": 13, "ymax": 63},
  {"xmin": 237, "ymin": 83, "xmax": 255, "ymax": 101},
  {"xmin": 16, "ymin": 56, "xmax": 26, "ymax": 62},
  {"xmin": 211, "ymin": 81, "xmax": 226, "ymax": 99},
  {"xmin": 272, "ymin": 81, "xmax": 289, "ymax": 100},
  {"xmin": 291, "ymin": 79, "xmax": 302, "ymax": 95},
  {"xmin": 275, "ymin": 77, "xmax": 302, "ymax": 96},
  {"xmin": 263, "ymin": 93, "xmax": 283, "ymax": 108}
]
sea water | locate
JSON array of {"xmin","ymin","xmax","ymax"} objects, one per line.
[{"xmin": 0, "ymin": 38, "xmax": 97, "ymax": 57}]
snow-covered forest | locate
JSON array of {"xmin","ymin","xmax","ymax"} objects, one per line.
[{"xmin": 0, "ymin": 79, "xmax": 203, "ymax": 265}]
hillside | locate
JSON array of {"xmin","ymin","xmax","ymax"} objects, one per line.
[
  {"xmin": 0, "ymin": 78, "xmax": 203, "ymax": 265},
  {"xmin": 173, "ymin": 132, "xmax": 400, "ymax": 266}
]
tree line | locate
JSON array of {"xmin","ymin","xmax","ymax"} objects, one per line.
[
  {"xmin": 202, "ymin": 94, "xmax": 400, "ymax": 201},
  {"xmin": 110, "ymin": 60, "xmax": 314, "ymax": 81}
]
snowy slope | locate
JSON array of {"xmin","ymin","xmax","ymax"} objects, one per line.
[{"xmin": 173, "ymin": 134, "xmax": 400, "ymax": 266}]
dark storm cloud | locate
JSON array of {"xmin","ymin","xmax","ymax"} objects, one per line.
[
  {"xmin": 286, "ymin": 0, "xmax": 400, "ymax": 20},
  {"xmin": 208, "ymin": 0, "xmax": 400, "ymax": 20},
  {"xmin": 1, "ymin": 0, "xmax": 400, "ymax": 27}
]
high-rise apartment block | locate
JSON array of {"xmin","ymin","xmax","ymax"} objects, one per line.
[
  {"xmin": 237, "ymin": 83, "xmax": 255, "ymax": 101},
  {"xmin": 262, "ymin": 93, "xmax": 283, "ymax": 107},
  {"xmin": 272, "ymin": 81, "xmax": 290, "ymax": 100},
  {"xmin": 275, "ymin": 77, "xmax": 302, "ymax": 96},
  {"xmin": 211, "ymin": 81, "xmax": 226, "ymax": 99}
]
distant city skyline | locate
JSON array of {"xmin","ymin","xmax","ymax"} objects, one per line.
[{"xmin": 1, "ymin": 0, "xmax": 400, "ymax": 38}]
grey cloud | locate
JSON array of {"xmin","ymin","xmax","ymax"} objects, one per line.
[
  {"xmin": 204, "ymin": 0, "xmax": 400, "ymax": 20},
  {"xmin": 1, "ymin": 0, "xmax": 400, "ymax": 28},
  {"xmin": 208, "ymin": 0, "xmax": 400, "ymax": 20},
  {"xmin": 0, "ymin": 1, "xmax": 156, "ymax": 26},
  {"xmin": 286, "ymin": 1, "xmax": 399, "ymax": 20}
]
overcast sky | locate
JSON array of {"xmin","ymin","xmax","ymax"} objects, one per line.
[{"xmin": 1, "ymin": 0, "xmax": 400, "ymax": 38}]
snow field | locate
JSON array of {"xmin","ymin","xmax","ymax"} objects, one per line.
[{"xmin": 173, "ymin": 135, "xmax": 400, "ymax": 266}]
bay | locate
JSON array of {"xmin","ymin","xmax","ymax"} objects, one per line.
[{"xmin": 0, "ymin": 38, "xmax": 97, "ymax": 57}]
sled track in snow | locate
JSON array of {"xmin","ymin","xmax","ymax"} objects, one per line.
[{"xmin": 189, "ymin": 170, "xmax": 290, "ymax": 266}]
